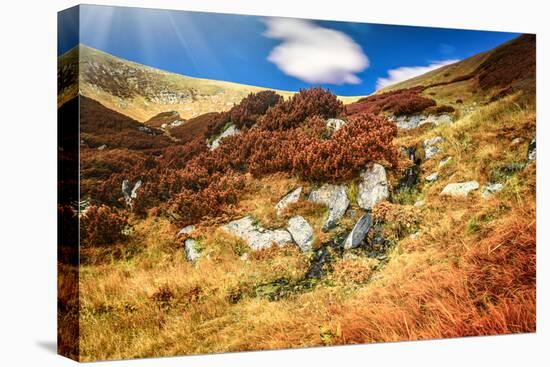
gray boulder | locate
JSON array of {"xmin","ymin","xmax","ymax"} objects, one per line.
[
  {"xmin": 223, "ymin": 216, "xmax": 293, "ymax": 251},
  {"xmin": 357, "ymin": 164, "xmax": 389, "ymax": 210},
  {"xmin": 208, "ymin": 125, "xmax": 240, "ymax": 150},
  {"xmin": 482, "ymin": 183, "xmax": 504, "ymax": 199},
  {"xmin": 440, "ymin": 181, "xmax": 479, "ymax": 197},
  {"xmin": 309, "ymin": 184, "xmax": 349, "ymax": 230},
  {"xmin": 343, "ymin": 214, "xmax": 373, "ymax": 249},
  {"xmin": 424, "ymin": 136, "xmax": 444, "ymax": 160},
  {"xmin": 287, "ymin": 216, "xmax": 314, "ymax": 252},
  {"xmin": 275, "ymin": 187, "xmax": 302, "ymax": 215},
  {"xmin": 184, "ymin": 238, "xmax": 200, "ymax": 262},
  {"xmin": 394, "ymin": 114, "xmax": 453, "ymax": 130}
]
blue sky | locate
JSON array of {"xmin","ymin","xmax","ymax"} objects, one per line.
[{"xmin": 58, "ymin": 5, "xmax": 520, "ymax": 96}]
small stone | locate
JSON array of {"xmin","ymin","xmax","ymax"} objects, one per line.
[
  {"xmin": 528, "ymin": 138, "xmax": 536, "ymax": 161},
  {"xmin": 223, "ymin": 216, "xmax": 293, "ymax": 251},
  {"xmin": 326, "ymin": 118, "xmax": 346, "ymax": 133},
  {"xmin": 440, "ymin": 181, "xmax": 480, "ymax": 197},
  {"xmin": 97, "ymin": 144, "xmax": 107, "ymax": 150},
  {"xmin": 240, "ymin": 253, "xmax": 249, "ymax": 261},
  {"xmin": 414, "ymin": 200, "xmax": 425, "ymax": 207},
  {"xmin": 423, "ymin": 136, "xmax": 444, "ymax": 160},
  {"xmin": 482, "ymin": 183, "xmax": 504, "ymax": 199},
  {"xmin": 426, "ymin": 172, "xmax": 439, "ymax": 182},
  {"xmin": 178, "ymin": 225, "xmax": 195, "ymax": 236},
  {"xmin": 510, "ymin": 137, "xmax": 524, "ymax": 146},
  {"xmin": 439, "ymin": 157, "xmax": 452, "ymax": 168},
  {"xmin": 208, "ymin": 125, "xmax": 240, "ymax": 150}
]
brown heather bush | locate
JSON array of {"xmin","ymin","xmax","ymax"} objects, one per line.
[
  {"xmin": 205, "ymin": 90, "xmax": 283, "ymax": 137},
  {"xmin": 80, "ymin": 205, "xmax": 129, "ymax": 247},
  {"xmin": 425, "ymin": 104, "xmax": 455, "ymax": 114},
  {"xmin": 257, "ymin": 88, "xmax": 344, "ymax": 130},
  {"xmin": 346, "ymin": 87, "xmax": 436, "ymax": 116}
]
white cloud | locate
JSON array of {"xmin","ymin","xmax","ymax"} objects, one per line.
[
  {"xmin": 263, "ymin": 18, "xmax": 369, "ymax": 85},
  {"xmin": 376, "ymin": 59, "xmax": 459, "ymax": 90}
]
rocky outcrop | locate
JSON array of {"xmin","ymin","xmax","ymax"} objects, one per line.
[
  {"xmin": 184, "ymin": 239, "xmax": 200, "ymax": 261},
  {"xmin": 287, "ymin": 216, "xmax": 314, "ymax": 252},
  {"xmin": 309, "ymin": 184, "xmax": 349, "ymax": 230},
  {"xmin": 423, "ymin": 136, "xmax": 444, "ymax": 160},
  {"xmin": 343, "ymin": 214, "xmax": 373, "ymax": 249},
  {"xmin": 440, "ymin": 181, "xmax": 479, "ymax": 197},
  {"xmin": 275, "ymin": 187, "xmax": 302, "ymax": 215},
  {"xmin": 326, "ymin": 118, "xmax": 346, "ymax": 134},
  {"xmin": 482, "ymin": 183, "xmax": 504, "ymax": 199},
  {"xmin": 528, "ymin": 138, "xmax": 536, "ymax": 161},
  {"xmin": 357, "ymin": 164, "xmax": 389, "ymax": 210},
  {"xmin": 208, "ymin": 125, "xmax": 240, "ymax": 150},
  {"xmin": 426, "ymin": 172, "xmax": 439, "ymax": 182},
  {"xmin": 393, "ymin": 114, "xmax": 453, "ymax": 130},
  {"xmin": 122, "ymin": 179, "xmax": 142, "ymax": 206},
  {"xmin": 223, "ymin": 216, "xmax": 293, "ymax": 251}
]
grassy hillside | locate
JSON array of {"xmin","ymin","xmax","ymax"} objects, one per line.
[
  {"xmin": 58, "ymin": 45, "xmax": 363, "ymax": 122},
  {"xmin": 58, "ymin": 35, "xmax": 536, "ymax": 361}
]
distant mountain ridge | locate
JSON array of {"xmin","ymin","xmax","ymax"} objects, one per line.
[{"xmin": 57, "ymin": 45, "xmax": 363, "ymax": 122}]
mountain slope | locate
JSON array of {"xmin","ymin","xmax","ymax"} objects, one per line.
[
  {"xmin": 377, "ymin": 35, "xmax": 535, "ymax": 102},
  {"xmin": 58, "ymin": 45, "xmax": 363, "ymax": 122}
]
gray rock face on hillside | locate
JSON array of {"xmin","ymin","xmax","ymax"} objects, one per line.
[
  {"xmin": 184, "ymin": 238, "xmax": 200, "ymax": 261},
  {"xmin": 287, "ymin": 216, "xmax": 314, "ymax": 252},
  {"xmin": 357, "ymin": 164, "xmax": 389, "ymax": 210},
  {"xmin": 208, "ymin": 125, "xmax": 240, "ymax": 150},
  {"xmin": 394, "ymin": 114, "xmax": 453, "ymax": 130},
  {"xmin": 309, "ymin": 184, "xmax": 350, "ymax": 230},
  {"xmin": 343, "ymin": 214, "xmax": 373, "ymax": 249},
  {"xmin": 223, "ymin": 216, "xmax": 293, "ymax": 251},
  {"xmin": 275, "ymin": 187, "xmax": 302, "ymax": 215},
  {"xmin": 440, "ymin": 181, "xmax": 479, "ymax": 197},
  {"xmin": 423, "ymin": 136, "xmax": 444, "ymax": 160}
]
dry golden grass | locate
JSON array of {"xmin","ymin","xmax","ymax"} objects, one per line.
[{"xmin": 76, "ymin": 92, "xmax": 536, "ymax": 361}]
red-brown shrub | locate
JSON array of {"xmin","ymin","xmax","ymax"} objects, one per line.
[
  {"xmin": 80, "ymin": 205, "xmax": 129, "ymax": 246},
  {"xmin": 257, "ymin": 88, "xmax": 344, "ymax": 130},
  {"xmin": 346, "ymin": 87, "xmax": 435, "ymax": 116}
]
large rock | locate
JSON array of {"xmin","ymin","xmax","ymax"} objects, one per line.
[
  {"xmin": 357, "ymin": 164, "xmax": 389, "ymax": 210},
  {"xmin": 184, "ymin": 238, "xmax": 200, "ymax": 262},
  {"xmin": 482, "ymin": 183, "xmax": 504, "ymax": 199},
  {"xmin": 440, "ymin": 181, "xmax": 479, "ymax": 197},
  {"xmin": 208, "ymin": 125, "xmax": 240, "ymax": 150},
  {"xmin": 275, "ymin": 187, "xmax": 302, "ymax": 215},
  {"xmin": 223, "ymin": 216, "xmax": 293, "ymax": 251},
  {"xmin": 309, "ymin": 184, "xmax": 350, "ymax": 230},
  {"xmin": 343, "ymin": 214, "xmax": 373, "ymax": 249},
  {"xmin": 423, "ymin": 136, "xmax": 444, "ymax": 160},
  {"xmin": 287, "ymin": 216, "xmax": 314, "ymax": 252}
]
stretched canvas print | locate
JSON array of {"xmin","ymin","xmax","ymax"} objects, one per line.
[{"xmin": 58, "ymin": 4, "xmax": 536, "ymax": 362}]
